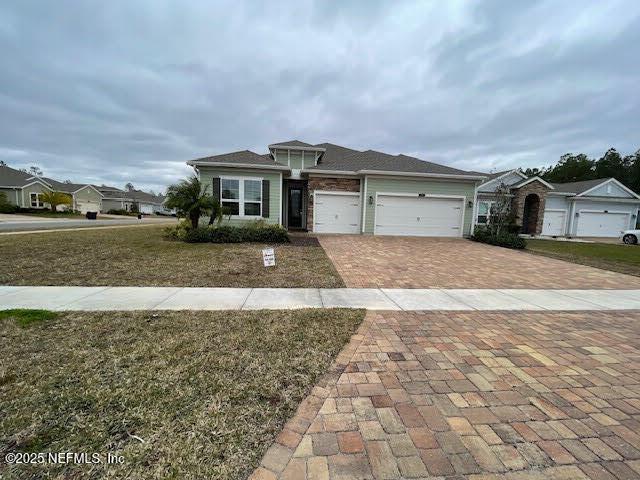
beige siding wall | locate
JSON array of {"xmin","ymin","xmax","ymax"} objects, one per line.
[
  {"xmin": 364, "ymin": 176, "xmax": 476, "ymax": 235},
  {"xmin": 198, "ymin": 166, "xmax": 281, "ymax": 225},
  {"xmin": 73, "ymin": 186, "xmax": 102, "ymax": 209},
  {"xmin": 21, "ymin": 183, "xmax": 51, "ymax": 208},
  {"xmin": 0, "ymin": 187, "xmax": 20, "ymax": 206}
]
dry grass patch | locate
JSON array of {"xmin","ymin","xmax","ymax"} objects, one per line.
[
  {"xmin": 0, "ymin": 308, "xmax": 364, "ymax": 479},
  {"xmin": 0, "ymin": 226, "xmax": 344, "ymax": 287}
]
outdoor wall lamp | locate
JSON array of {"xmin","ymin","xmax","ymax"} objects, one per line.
[
  {"xmin": 467, "ymin": 200, "xmax": 473, "ymax": 208},
  {"xmin": 368, "ymin": 195, "xmax": 373, "ymax": 205}
]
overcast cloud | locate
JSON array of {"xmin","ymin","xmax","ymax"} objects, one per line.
[{"xmin": 1, "ymin": 0, "xmax": 639, "ymax": 192}]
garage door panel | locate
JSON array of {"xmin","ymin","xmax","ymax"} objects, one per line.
[
  {"xmin": 376, "ymin": 195, "xmax": 463, "ymax": 237},
  {"xmin": 542, "ymin": 210, "xmax": 566, "ymax": 236},
  {"xmin": 576, "ymin": 211, "xmax": 629, "ymax": 237},
  {"xmin": 76, "ymin": 201, "xmax": 100, "ymax": 214},
  {"xmin": 314, "ymin": 193, "xmax": 360, "ymax": 234}
]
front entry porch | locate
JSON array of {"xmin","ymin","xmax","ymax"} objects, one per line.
[{"xmin": 283, "ymin": 180, "xmax": 308, "ymax": 231}]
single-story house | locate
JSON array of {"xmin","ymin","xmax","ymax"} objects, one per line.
[
  {"xmin": 0, "ymin": 165, "xmax": 53, "ymax": 208},
  {"xmin": 97, "ymin": 186, "xmax": 172, "ymax": 214},
  {"xmin": 185, "ymin": 141, "xmax": 640, "ymax": 238},
  {"xmin": 43, "ymin": 178, "xmax": 103, "ymax": 213},
  {"xmin": 187, "ymin": 140, "xmax": 486, "ymax": 237},
  {"xmin": 0, "ymin": 165, "xmax": 102, "ymax": 213},
  {"xmin": 476, "ymin": 170, "xmax": 640, "ymax": 237}
]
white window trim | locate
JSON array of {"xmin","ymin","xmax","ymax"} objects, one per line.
[
  {"xmin": 220, "ymin": 176, "xmax": 263, "ymax": 218},
  {"xmin": 29, "ymin": 192, "xmax": 44, "ymax": 208},
  {"xmin": 476, "ymin": 200, "xmax": 495, "ymax": 225}
]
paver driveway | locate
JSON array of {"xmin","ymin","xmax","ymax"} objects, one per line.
[
  {"xmin": 253, "ymin": 310, "xmax": 640, "ymax": 480},
  {"xmin": 319, "ymin": 236, "xmax": 640, "ymax": 289}
]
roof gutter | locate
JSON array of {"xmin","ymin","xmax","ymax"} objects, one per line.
[
  {"xmin": 302, "ymin": 169, "xmax": 486, "ymax": 180},
  {"xmin": 358, "ymin": 170, "xmax": 487, "ymax": 181},
  {"xmin": 186, "ymin": 161, "xmax": 290, "ymax": 171},
  {"xmin": 303, "ymin": 169, "xmax": 359, "ymax": 176},
  {"xmin": 268, "ymin": 145, "xmax": 326, "ymax": 152}
]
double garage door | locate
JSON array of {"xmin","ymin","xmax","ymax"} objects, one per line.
[
  {"xmin": 76, "ymin": 200, "xmax": 101, "ymax": 214},
  {"xmin": 375, "ymin": 195, "xmax": 464, "ymax": 237},
  {"xmin": 576, "ymin": 211, "xmax": 629, "ymax": 237},
  {"xmin": 313, "ymin": 192, "xmax": 464, "ymax": 236}
]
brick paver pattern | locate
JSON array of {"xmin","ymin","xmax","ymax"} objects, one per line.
[
  {"xmin": 252, "ymin": 311, "xmax": 640, "ymax": 479},
  {"xmin": 318, "ymin": 235, "xmax": 640, "ymax": 289}
]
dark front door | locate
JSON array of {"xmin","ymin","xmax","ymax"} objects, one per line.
[{"xmin": 288, "ymin": 187, "xmax": 304, "ymax": 229}]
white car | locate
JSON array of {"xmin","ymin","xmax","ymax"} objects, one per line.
[{"xmin": 621, "ymin": 229, "xmax": 639, "ymax": 244}]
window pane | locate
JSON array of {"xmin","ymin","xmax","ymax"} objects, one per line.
[
  {"xmin": 244, "ymin": 180, "xmax": 262, "ymax": 202},
  {"xmin": 478, "ymin": 202, "xmax": 489, "ymax": 215},
  {"xmin": 221, "ymin": 179, "xmax": 239, "ymax": 199},
  {"xmin": 222, "ymin": 201, "xmax": 239, "ymax": 215},
  {"xmin": 477, "ymin": 215, "xmax": 488, "ymax": 224},
  {"xmin": 244, "ymin": 202, "xmax": 260, "ymax": 216}
]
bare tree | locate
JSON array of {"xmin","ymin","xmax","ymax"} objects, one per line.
[
  {"xmin": 29, "ymin": 166, "xmax": 43, "ymax": 177},
  {"xmin": 488, "ymin": 182, "xmax": 512, "ymax": 236}
]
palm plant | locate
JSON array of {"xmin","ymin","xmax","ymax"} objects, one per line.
[
  {"xmin": 165, "ymin": 176, "xmax": 213, "ymax": 228},
  {"xmin": 39, "ymin": 191, "xmax": 72, "ymax": 212},
  {"xmin": 208, "ymin": 199, "xmax": 231, "ymax": 226}
]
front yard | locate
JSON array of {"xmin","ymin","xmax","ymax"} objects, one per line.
[
  {"xmin": 0, "ymin": 308, "xmax": 364, "ymax": 479},
  {"xmin": 0, "ymin": 226, "xmax": 344, "ymax": 287},
  {"xmin": 527, "ymin": 238, "xmax": 640, "ymax": 277}
]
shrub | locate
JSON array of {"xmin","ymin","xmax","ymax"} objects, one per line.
[
  {"xmin": 471, "ymin": 225, "xmax": 526, "ymax": 249},
  {"xmin": 165, "ymin": 221, "xmax": 290, "ymax": 244},
  {"xmin": 0, "ymin": 192, "xmax": 17, "ymax": 213},
  {"xmin": 107, "ymin": 209, "xmax": 137, "ymax": 216}
]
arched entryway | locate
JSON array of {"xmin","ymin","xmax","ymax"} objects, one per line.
[{"xmin": 522, "ymin": 193, "xmax": 540, "ymax": 234}]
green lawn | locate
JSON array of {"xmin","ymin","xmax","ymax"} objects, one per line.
[
  {"xmin": 0, "ymin": 308, "xmax": 364, "ymax": 479},
  {"xmin": 0, "ymin": 226, "xmax": 345, "ymax": 288},
  {"xmin": 527, "ymin": 239, "xmax": 640, "ymax": 277}
]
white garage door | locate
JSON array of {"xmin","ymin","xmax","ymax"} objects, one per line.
[
  {"xmin": 375, "ymin": 195, "xmax": 463, "ymax": 237},
  {"xmin": 76, "ymin": 200, "xmax": 100, "ymax": 214},
  {"xmin": 140, "ymin": 204, "xmax": 154, "ymax": 214},
  {"xmin": 314, "ymin": 192, "xmax": 360, "ymax": 234},
  {"xmin": 541, "ymin": 210, "xmax": 566, "ymax": 236},
  {"xmin": 576, "ymin": 211, "xmax": 629, "ymax": 237}
]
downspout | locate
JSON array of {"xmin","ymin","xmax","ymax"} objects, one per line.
[
  {"xmin": 470, "ymin": 180, "xmax": 480, "ymax": 236},
  {"xmin": 567, "ymin": 199, "xmax": 576, "ymax": 237}
]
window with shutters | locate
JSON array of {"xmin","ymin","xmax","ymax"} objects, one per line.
[{"xmin": 220, "ymin": 177, "xmax": 262, "ymax": 217}]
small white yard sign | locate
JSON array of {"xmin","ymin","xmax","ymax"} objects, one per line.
[{"xmin": 262, "ymin": 247, "xmax": 276, "ymax": 267}]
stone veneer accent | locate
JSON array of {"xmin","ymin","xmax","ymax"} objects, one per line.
[
  {"xmin": 510, "ymin": 181, "xmax": 550, "ymax": 235},
  {"xmin": 306, "ymin": 177, "xmax": 361, "ymax": 231}
]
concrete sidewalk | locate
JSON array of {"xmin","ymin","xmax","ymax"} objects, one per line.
[{"xmin": 1, "ymin": 286, "xmax": 639, "ymax": 311}]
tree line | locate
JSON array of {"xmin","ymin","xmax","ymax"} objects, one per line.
[{"xmin": 522, "ymin": 148, "xmax": 640, "ymax": 192}]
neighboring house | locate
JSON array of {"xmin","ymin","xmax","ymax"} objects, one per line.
[
  {"xmin": 43, "ymin": 178, "xmax": 103, "ymax": 213},
  {"xmin": 96, "ymin": 186, "xmax": 172, "ymax": 214},
  {"xmin": 186, "ymin": 141, "xmax": 486, "ymax": 237},
  {"xmin": 476, "ymin": 170, "xmax": 640, "ymax": 237},
  {"xmin": 96, "ymin": 186, "xmax": 135, "ymax": 212},
  {"xmin": 128, "ymin": 190, "xmax": 170, "ymax": 214},
  {"xmin": 0, "ymin": 165, "xmax": 102, "ymax": 212}
]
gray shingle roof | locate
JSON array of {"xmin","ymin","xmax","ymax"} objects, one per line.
[
  {"xmin": 308, "ymin": 148, "xmax": 477, "ymax": 176},
  {"xmin": 550, "ymin": 178, "xmax": 610, "ymax": 194},
  {"xmin": 314, "ymin": 143, "xmax": 360, "ymax": 163},
  {"xmin": 269, "ymin": 140, "xmax": 315, "ymax": 148},
  {"xmin": 188, "ymin": 150, "xmax": 288, "ymax": 168},
  {"xmin": 0, "ymin": 165, "xmax": 40, "ymax": 187},
  {"xmin": 43, "ymin": 177, "xmax": 93, "ymax": 194}
]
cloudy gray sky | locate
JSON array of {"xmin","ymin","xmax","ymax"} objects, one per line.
[{"xmin": 1, "ymin": 0, "xmax": 639, "ymax": 193}]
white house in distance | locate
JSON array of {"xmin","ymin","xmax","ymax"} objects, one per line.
[{"xmin": 476, "ymin": 170, "xmax": 640, "ymax": 237}]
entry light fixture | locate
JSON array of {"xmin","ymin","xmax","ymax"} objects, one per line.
[
  {"xmin": 467, "ymin": 200, "xmax": 473, "ymax": 208},
  {"xmin": 368, "ymin": 195, "xmax": 373, "ymax": 205}
]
